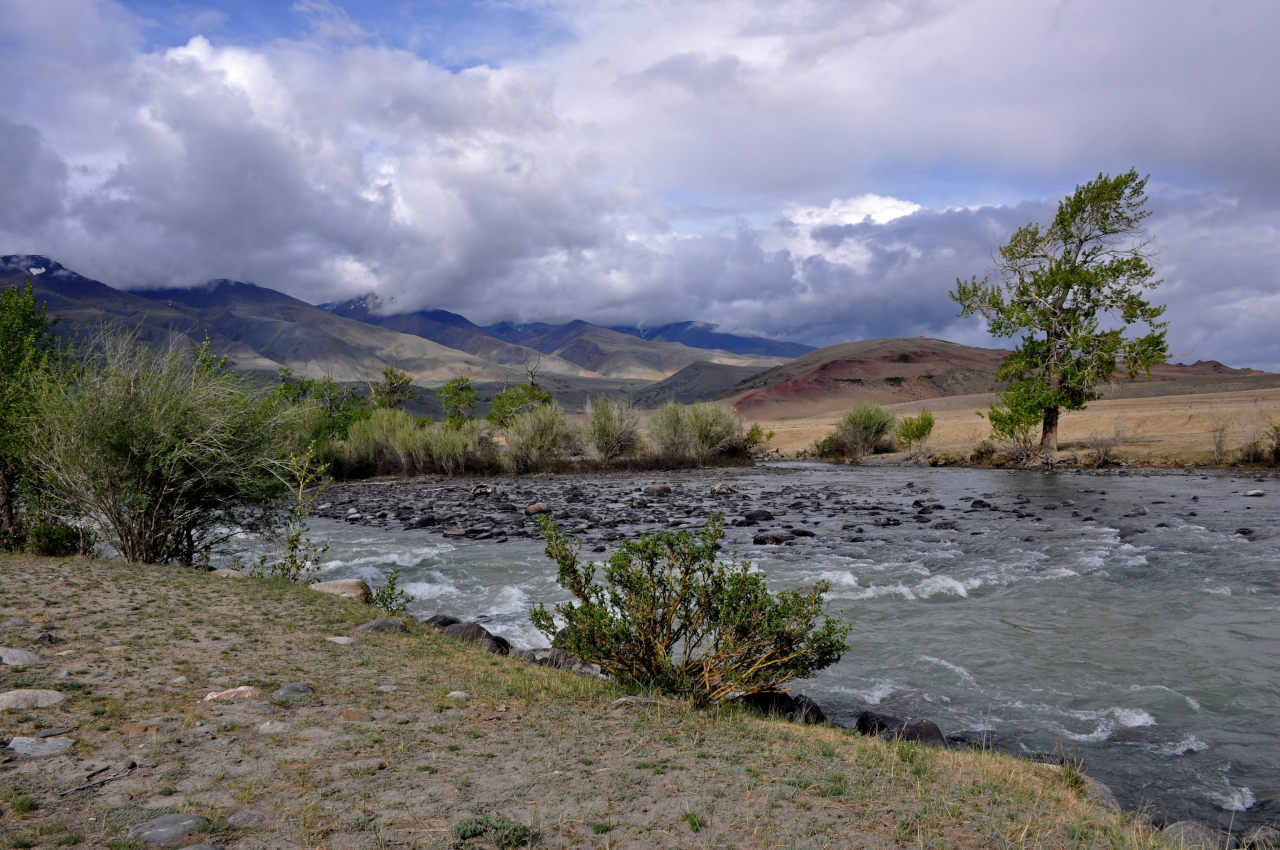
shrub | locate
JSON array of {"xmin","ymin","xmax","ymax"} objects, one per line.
[
  {"xmin": 1086, "ymin": 422, "xmax": 1124, "ymax": 467},
  {"xmin": 584, "ymin": 396, "xmax": 640, "ymax": 461},
  {"xmin": 530, "ymin": 516, "xmax": 850, "ymax": 707},
  {"xmin": 26, "ymin": 331, "xmax": 305, "ymax": 565},
  {"xmin": 832, "ymin": 402, "xmax": 896, "ymax": 460},
  {"xmin": 743, "ymin": 422, "xmax": 773, "ymax": 452},
  {"xmin": 645, "ymin": 402, "xmax": 741, "ymax": 465},
  {"xmin": 372, "ymin": 569, "xmax": 413, "ymax": 615},
  {"xmin": 246, "ymin": 449, "xmax": 329, "ymax": 583},
  {"xmin": 502, "ymin": 402, "xmax": 573, "ymax": 472},
  {"xmin": 334, "ymin": 409, "xmax": 492, "ymax": 477},
  {"xmin": 895, "ymin": 408, "xmax": 935, "ymax": 456},
  {"xmin": 437, "ymin": 376, "xmax": 477, "ymax": 428},
  {"xmin": 26, "ymin": 520, "xmax": 94, "ymax": 557},
  {"xmin": 984, "ymin": 380, "xmax": 1045, "ymax": 463}
]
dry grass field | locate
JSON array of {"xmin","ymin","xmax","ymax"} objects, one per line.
[{"xmin": 753, "ymin": 387, "xmax": 1280, "ymax": 466}]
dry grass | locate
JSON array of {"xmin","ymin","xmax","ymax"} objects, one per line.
[
  {"xmin": 754, "ymin": 387, "xmax": 1280, "ymax": 466},
  {"xmin": 1, "ymin": 555, "xmax": 1165, "ymax": 849}
]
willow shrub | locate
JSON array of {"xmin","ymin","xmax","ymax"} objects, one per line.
[
  {"xmin": 336, "ymin": 408, "xmax": 491, "ymax": 477},
  {"xmin": 27, "ymin": 332, "xmax": 306, "ymax": 565},
  {"xmin": 584, "ymin": 396, "xmax": 640, "ymax": 462},
  {"xmin": 646, "ymin": 402, "xmax": 741, "ymax": 466},
  {"xmin": 531, "ymin": 516, "xmax": 850, "ymax": 707},
  {"xmin": 834, "ymin": 402, "xmax": 896, "ymax": 460},
  {"xmin": 502, "ymin": 402, "xmax": 574, "ymax": 472}
]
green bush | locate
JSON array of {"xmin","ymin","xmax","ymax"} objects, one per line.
[
  {"xmin": 502, "ymin": 402, "xmax": 573, "ymax": 472},
  {"xmin": 584, "ymin": 396, "xmax": 641, "ymax": 461},
  {"xmin": 984, "ymin": 380, "xmax": 1047, "ymax": 462},
  {"xmin": 530, "ymin": 516, "xmax": 850, "ymax": 707},
  {"xmin": 895, "ymin": 408, "xmax": 935, "ymax": 456},
  {"xmin": 372, "ymin": 569, "xmax": 413, "ymax": 615},
  {"xmin": 335, "ymin": 409, "xmax": 492, "ymax": 477},
  {"xmin": 486, "ymin": 383, "xmax": 552, "ymax": 427},
  {"xmin": 832, "ymin": 402, "xmax": 896, "ymax": 460},
  {"xmin": 26, "ymin": 521, "xmax": 93, "ymax": 557},
  {"xmin": 26, "ymin": 331, "xmax": 305, "ymax": 565},
  {"xmin": 645, "ymin": 402, "xmax": 741, "ymax": 465}
]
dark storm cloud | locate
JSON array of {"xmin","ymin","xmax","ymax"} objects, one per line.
[{"xmin": 0, "ymin": 0, "xmax": 1277, "ymax": 370}]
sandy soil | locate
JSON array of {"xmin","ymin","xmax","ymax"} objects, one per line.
[
  {"xmin": 0, "ymin": 556, "xmax": 1159, "ymax": 849},
  {"xmin": 752, "ymin": 387, "xmax": 1280, "ymax": 465}
]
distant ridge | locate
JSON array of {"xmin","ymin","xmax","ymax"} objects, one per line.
[{"xmin": 608, "ymin": 321, "xmax": 814, "ymax": 358}]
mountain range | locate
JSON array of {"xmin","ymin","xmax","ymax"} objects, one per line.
[{"xmin": 4, "ymin": 254, "xmax": 1269, "ymax": 415}]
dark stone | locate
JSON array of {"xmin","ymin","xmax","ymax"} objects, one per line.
[
  {"xmin": 744, "ymin": 509, "xmax": 774, "ymax": 522},
  {"xmin": 356, "ymin": 618, "xmax": 410, "ymax": 634},
  {"xmin": 226, "ymin": 808, "xmax": 266, "ymax": 829},
  {"xmin": 643, "ymin": 484, "xmax": 672, "ymax": 497},
  {"xmin": 1237, "ymin": 527, "xmax": 1255, "ymax": 537},
  {"xmin": 854, "ymin": 710, "xmax": 906, "ymax": 738},
  {"xmin": 272, "ymin": 683, "xmax": 315, "ymax": 701},
  {"xmin": 932, "ymin": 521, "xmax": 959, "ymax": 530},
  {"xmin": 738, "ymin": 691, "xmax": 827, "ymax": 724},
  {"xmin": 900, "ymin": 719, "xmax": 946, "ymax": 747},
  {"xmin": 791, "ymin": 528, "xmax": 816, "ymax": 538},
  {"xmin": 420, "ymin": 614, "xmax": 461, "ymax": 630},
  {"xmin": 126, "ymin": 812, "xmax": 210, "ymax": 846},
  {"xmin": 753, "ymin": 530, "xmax": 794, "ymax": 545},
  {"xmin": 403, "ymin": 515, "xmax": 436, "ymax": 529},
  {"xmin": 947, "ymin": 729, "xmax": 1001, "ymax": 750},
  {"xmin": 34, "ymin": 632, "xmax": 61, "ymax": 646},
  {"xmin": 442, "ymin": 622, "xmax": 511, "ymax": 656},
  {"xmin": 969, "ymin": 499, "xmax": 991, "ymax": 509}
]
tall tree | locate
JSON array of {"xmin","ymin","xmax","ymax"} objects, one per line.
[
  {"xmin": 370, "ymin": 366, "xmax": 414, "ymax": 409},
  {"xmin": 0, "ymin": 281, "xmax": 60, "ymax": 543},
  {"xmin": 951, "ymin": 169, "xmax": 1168, "ymax": 457}
]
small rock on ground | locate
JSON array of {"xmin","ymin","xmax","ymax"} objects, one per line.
[
  {"xmin": 326, "ymin": 636, "xmax": 356, "ymax": 645},
  {"xmin": 310, "ymin": 578, "xmax": 373, "ymax": 603},
  {"xmin": 226, "ymin": 809, "xmax": 266, "ymax": 829},
  {"xmin": 126, "ymin": 812, "xmax": 210, "ymax": 847},
  {"xmin": 356, "ymin": 618, "xmax": 410, "ymax": 633},
  {"xmin": 0, "ymin": 647, "xmax": 44, "ymax": 666},
  {"xmin": 272, "ymin": 682, "xmax": 315, "ymax": 701},
  {"xmin": 201, "ymin": 685, "xmax": 263, "ymax": 702},
  {"xmin": 7, "ymin": 735, "xmax": 74, "ymax": 756},
  {"xmin": 0, "ymin": 688, "xmax": 65, "ymax": 709}
]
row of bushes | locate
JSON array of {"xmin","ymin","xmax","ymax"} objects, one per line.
[
  {"xmin": 328, "ymin": 399, "xmax": 758, "ymax": 478},
  {"xmin": 812, "ymin": 402, "xmax": 935, "ymax": 462}
]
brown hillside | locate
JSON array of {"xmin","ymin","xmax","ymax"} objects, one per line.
[{"xmin": 729, "ymin": 337, "xmax": 1008, "ymax": 418}]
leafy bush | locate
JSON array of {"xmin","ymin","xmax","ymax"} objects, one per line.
[
  {"xmin": 743, "ymin": 422, "xmax": 773, "ymax": 451},
  {"xmin": 502, "ymin": 402, "xmax": 573, "ymax": 472},
  {"xmin": 530, "ymin": 516, "xmax": 850, "ymax": 707},
  {"xmin": 26, "ymin": 331, "xmax": 305, "ymax": 565},
  {"xmin": 584, "ymin": 396, "xmax": 641, "ymax": 461},
  {"xmin": 645, "ymin": 402, "xmax": 741, "ymax": 465},
  {"xmin": 831, "ymin": 402, "xmax": 896, "ymax": 460},
  {"xmin": 437, "ymin": 376, "xmax": 477, "ymax": 428},
  {"xmin": 334, "ymin": 409, "xmax": 493, "ymax": 477},
  {"xmin": 372, "ymin": 569, "xmax": 413, "ymax": 615},
  {"xmin": 895, "ymin": 408, "xmax": 935, "ymax": 456},
  {"xmin": 247, "ymin": 449, "xmax": 329, "ymax": 583},
  {"xmin": 985, "ymin": 380, "xmax": 1049, "ymax": 463},
  {"xmin": 26, "ymin": 521, "xmax": 93, "ymax": 557}
]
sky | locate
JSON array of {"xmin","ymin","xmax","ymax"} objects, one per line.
[{"xmin": 2, "ymin": 0, "xmax": 1278, "ymax": 368}]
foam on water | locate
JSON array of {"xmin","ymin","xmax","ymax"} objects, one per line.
[
  {"xmin": 916, "ymin": 575, "xmax": 971, "ymax": 599},
  {"xmin": 402, "ymin": 572, "xmax": 459, "ymax": 601},
  {"xmin": 1157, "ymin": 734, "xmax": 1209, "ymax": 757},
  {"xmin": 919, "ymin": 655, "xmax": 978, "ymax": 686},
  {"xmin": 1210, "ymin": 782, "xmax": 1257, "ymax": 812}
]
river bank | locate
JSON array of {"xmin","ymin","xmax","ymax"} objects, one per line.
[
  {"xmin": 300, "ymin": 462, "xmax": 1280, "ymax": 841},
  {"xmin": 2, "ymin": 554, "xmax": 1165, "ymax": 849}
]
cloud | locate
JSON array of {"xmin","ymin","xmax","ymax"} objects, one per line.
[{"xmin": 0, "ymin": 0, "xmax": 1278, "ymax": 370}]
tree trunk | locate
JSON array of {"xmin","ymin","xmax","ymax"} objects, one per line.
[{"xmin": 1038, "ymin": 406, "xmax": 1060, "ymax": 458}]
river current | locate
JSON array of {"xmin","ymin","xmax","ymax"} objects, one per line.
[{"xmin": 269, "ymin": 463, "xmax": 1279, "ymax": 829}]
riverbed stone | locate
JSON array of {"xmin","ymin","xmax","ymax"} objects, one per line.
[
  {"xmin": 0, "ymin": 647, "xmax": 44, "ymax": 666},
  {"xmin": 126, "ymin": 812, "xmax": 209, "ymax": 846},
  {"xmin": 421, "ymin": 613, "xmax": 462, "ymax": 630},
  {"xmin": 1242, "ymin": 824, "xmax": 1280, "ymax": 849},
  {"xmin": 737, "ymin": 691, "xmax": 827, "ymax": 724},
  {"xmin": 0, "ymin": 688, "xmax": 65, "ymax": 709},
  {"xmin": 272, "ymin": 682, "xmax": 315, "ymax": 701},
  {"xmin": 441, "ymin": 622, "xmax": 511, "ymax": 655},
  {"xmin": 643, "ymin": 483, "xmax": 672, "ymax": 496},
  {"xmin": 1162, "ymin": 821, "xmax": 1234, "ymax": 849},
  {"xmin": 525, "ymin": 502, "xmax": 551, "ymax": 515},
  {"xmin": 753, "ymin": 530, "xmax": 794, "ymax": 545},
  {"xmin": 310, "ymin": 579, "xmax": 373, "ymax": 603}
]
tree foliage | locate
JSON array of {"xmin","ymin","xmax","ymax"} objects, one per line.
[
  {"xmin": 952, "ymin": 169, "xmax": 1168, "ymax": 455},
  {"xmin": 895, "ymin": 408, "xmax": 935, "ymax": 456},
  {"xmin": 531, "ymin": 516, "xmax": 850, "ymax": 707},
  {"xmin": 486, "ymin": 382, "xmax": 552, "ymax": 427},
  {"xmin": 370, "ymin": 366, "xmax": 414, "ymax": 409},
  {"xmin": 0, "ymin": 281, "xmax": 61, "ymax": 544},
  {"xmin": 835, "ymin": 402, "xmax": 896, "ymax": 459},
  {"xmin": 27, "ymin": 331, "xmax": 306, "ymax": 565},
  {"xmin": 437, "ymin": 376, "xmax": 477, "ymax": 428}
]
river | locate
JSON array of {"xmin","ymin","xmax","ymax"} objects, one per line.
[{"xmin": 263, "ymin": 463, "xmax": 1279, "ymax": 830}]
